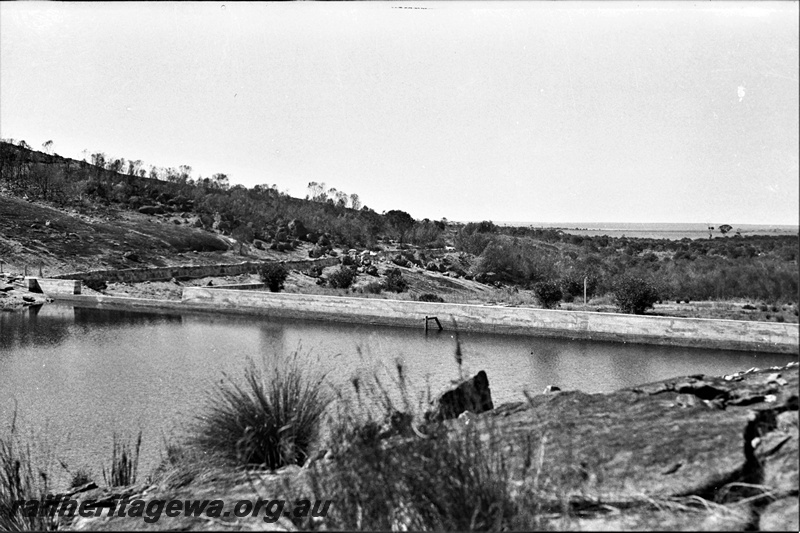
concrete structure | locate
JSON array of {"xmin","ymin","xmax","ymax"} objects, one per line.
[
  {"xmin": 206, "ymin": 282, "xmax": 266, "ymax": 290},
  {"xmin": 25, "ymin": 277, "xmax": 82, "ymax": 295},
  {"xmin": 177, "ymin": 288, "xmax": 798, "ymax": 354},
  {"xmin": 50, "ymin": 258, "xmax": 340, "ymax": 284},
  {"xmin": 44, "ymin": 288, "xmax": 799, "ymax": 354}
]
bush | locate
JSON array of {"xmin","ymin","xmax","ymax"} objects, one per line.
[
  {"xmin": 360, "ymin": 281, "xmax": 384, "ymax": 294},
  {"xmin": 532, "ymin": 280, "xmax": 562, "ymax": 309},
  {"xmin": 260, "ymin": 263, "xmax": 289, "ymax": 292},
  {"xmin": 328, "ymin": 266, "xmax": 356, "ymax": 289},
  {"xmin": 418, "ymin": 293, "xmax": 444, "ymax": 303},
  {"xmin": 614, "ymin": 276, "xmax": 660, "ymax": 315},
  {"xmin": 192, "ymin": 354, "xmax": 329, "ymax": 469},
  {"xmin": 384, "ymin": 268, "xmax": 408, "ymax": 293}
]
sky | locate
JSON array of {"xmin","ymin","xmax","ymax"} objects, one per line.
[{"xmin": 1, "ymin": 2, "xmax": 798, "ymax": 225}]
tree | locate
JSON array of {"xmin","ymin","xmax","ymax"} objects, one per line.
[
  {"xmin": 384, "ymin": 268, "xmax": 408, "ymax": 293},
  {"xmin": 349, "ymin": 193, "xmax": 361, "ymax": 211},
  {"xmin": 212, "ymin": 173, "xmax": 230, "ymax": 190},
  {"xmin": 532, "ymin": 280, "xmax": 562, "ymax": 309},
  {"xmin": 307, "ymin": 181, "xmax": 327, "ymax": 202},
  {"xmin": 719, "ymin": 224, "xmax": 733, "ymax": 236},
  {"xmin": 231, "ymin": 224, "xmax": 255, "ymax": 255},
  {"xmin": 614, "ymin": 276, "xmax": 660, "ymax": 315},
  {"xmin": 260, "ymin": 263, "xmax": 289, "ymax": 292},
  {"xmin": 42, "ymin": 140, "xmax": 54, "ymax": 155},
  {"xmin": 179, "ymin": 165, "xmax": 193, "ymax": 183},
  {"xmin": 127, "ymin": 159, "xmax": 143, "ymax": 176},
  {"xmin": 385, "ymin": 209, "xmax": 415, "ymax": 243},
  {"xmin": 327, "ymin": 266, "xmax": 356, "ymax": 289}
]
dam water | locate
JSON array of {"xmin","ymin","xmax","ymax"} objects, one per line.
[{"xmin": 1, "ymin": 302, "xmax": 796, "ymax": 489}]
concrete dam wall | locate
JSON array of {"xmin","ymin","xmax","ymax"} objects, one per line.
[{"xmin": 178, "ymin": 287, "xmax": 799, "ymax": 354}]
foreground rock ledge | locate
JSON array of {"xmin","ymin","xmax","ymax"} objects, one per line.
[{"xmin": 52, "ymin": 363, "xmax": 798, "ymax": 531}]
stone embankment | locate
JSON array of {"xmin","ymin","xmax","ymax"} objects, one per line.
[{"xmin": 50, "ymin": 258, "xmax": 340, "ymax": 284}]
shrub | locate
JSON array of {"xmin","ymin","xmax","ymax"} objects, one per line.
[
  {"xmin": 192, "ymin": 354, "xmax": 329, "ymax": 469},
  {"xmin": 384, "ymin": 268, "xmax": 408, "ymax": 293},
  {"xmin": 360, "ymin": 281, "xmax": 384, "ymax": 294},
  {"xmin": 532, "ymin": 280, "xmax": 562, "ymax": 309},
  {"xmin": 614, "ymin": 276, "xmax": 660, "ymax": 315},
  {"xmin": 260, "ymin": 263, "xmax": 289, "ymax": 292},
  {"xmin": 418, "ymin": 293, "xmax": 444, "ymax": 303},
  {"xmin": 328, "ymin": 266, "xmax": 356, "ymax": 289}
]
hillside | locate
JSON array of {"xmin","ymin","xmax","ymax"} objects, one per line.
[{"xmin": 1, "ymin": 140, "xmax": 798, "ymax": 323}]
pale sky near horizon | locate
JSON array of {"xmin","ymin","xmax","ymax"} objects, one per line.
[{"xmin": 1, "ymin": 2, "xmax": 798, "ymax": 225}]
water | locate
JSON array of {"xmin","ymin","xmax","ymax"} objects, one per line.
[
  {"xmin": 1, "ymin": 302, "xmax": 796, "ymax": 488},
  {"xmin": 492, "ymin": 221, "xmax": 799, "ymax": 240}
]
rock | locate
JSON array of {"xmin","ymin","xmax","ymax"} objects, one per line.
[
  {"xmin": 253, "ymin": 239, "xmax": 266, "ymax": 250},
  {"xmin": 0, "ymin": 285, "xmax": 14, "ymax": 292},
  {"xmin": 426, "ymin": 370, "xmax": 494, "ymax": 422},
  {"xmin": 543, "ymin": 385, "xmax": 561, "ymax": 393},
  {"xmin": 760, "ymin": 498, "xmax": 799, "ymax": 531},
  {"xmin": 122, "ymin": 251, "xmax": 139, "ymax": 262},
  {"xmin": 288, "ymin": 219, "xmax": 308, "ymax": 238}
]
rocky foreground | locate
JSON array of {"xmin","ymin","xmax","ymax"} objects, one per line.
[{"xmin": 46, "ymin": 362, "xmax": 798, "ymax": 531}]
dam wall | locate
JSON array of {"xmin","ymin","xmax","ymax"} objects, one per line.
[{"xmin": 176, "ymin": 287, "xmax": 799, "ymax": 354}]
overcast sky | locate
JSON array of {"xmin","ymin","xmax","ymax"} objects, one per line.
[{"xmin": 1, "ymin": 2, "xmax": 797, "ymax": 225}]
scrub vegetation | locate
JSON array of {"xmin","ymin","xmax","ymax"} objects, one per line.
[{"xmin": 1, "ymin": 139, "xmax": 797, "ymax": 321}]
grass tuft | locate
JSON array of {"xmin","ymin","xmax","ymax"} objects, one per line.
[
  {"xmin": 192, "ymin": 352, "xmax": 330, "ymax": 469},
  {"xmin": 102, "ymin": 431, "xmax": 142, "ymax": 488},
  {"xmin": 0, "ymin": 411, "xmax": 56, "ymax": 532}
]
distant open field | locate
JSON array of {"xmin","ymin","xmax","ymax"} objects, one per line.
[{"xmin": 494, "ymin": 221, "xmax": 799, "ymax": 241}]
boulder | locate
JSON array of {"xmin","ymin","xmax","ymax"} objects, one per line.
[
  {"xmin": 288, "ymin": 219, "xmax": 308, "ymax": 238},
  {"xmin": 122, "ymin": 251, "xmax": 139, "ymax": 262},
  {"xmin": 426, "ymin": 370, "xmax": 494, "ymax": 422},
  {"xmin": 138, "ymin": 205, "xmax": 165, "ymax": 215},
  {"xmin": 253, "ymin": 239, "xmax": 266, "ymax": 250}
]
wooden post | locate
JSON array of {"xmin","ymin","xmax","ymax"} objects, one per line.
[
  {"xmin": 24, "ymin": 264, "xmax": 27, "ymax": 277},
  {"xmin": 39, "ymin": 261, "xmax": 43, "ymax": 277},
  {"xmin": 584, "ymin": 276, "xmax": 588, "ymax": 306}
]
